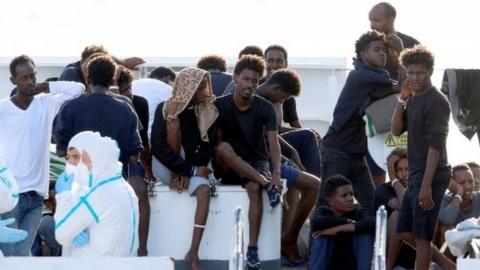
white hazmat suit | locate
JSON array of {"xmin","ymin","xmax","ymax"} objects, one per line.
[{"xmin": 54, "ymin": 131, "xmax": 139, "ymax": 256}]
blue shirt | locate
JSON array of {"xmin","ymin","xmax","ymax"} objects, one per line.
[{"xmin": 55, "ymin": 93, "xmax": 142, "ymax": 166}]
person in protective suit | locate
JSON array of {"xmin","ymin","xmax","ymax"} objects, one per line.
[
  {"xmin": 0, "ymin": 161, "xmax": 28, "ymax": 255},
  {"xmin": 54, "ymin": 131, "xmax": 139, "ymax": 256}
]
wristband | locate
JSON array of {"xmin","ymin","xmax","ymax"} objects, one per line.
[
  {"xmin": 454, "ymin": 194, "xmax": 463, "ymax": 203},
  {"xmin": 397, "ymin": 96, "xmax": 408, "ymax": 106},
  {"xmin": 391, "ymin": 178, "xmax": 399, "ymax": 188}
]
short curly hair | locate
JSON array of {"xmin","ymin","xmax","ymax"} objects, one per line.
[
  {"xmin": 233, "ymin": 55, "xmax": 265, "ymax": 77},
  {"xmin": 400, "ymin": 45, "xmax": 434, "ymax": 70},
  {"xmin": 238, "ymin": 45, "xmax": 264, "ymax": 58},
  {"xmin": 86, "ymin": 55, "xmax": 116, "ymax": 87},
  {"xmin": 117, "ymin": 65, "xmax": 134, "ymax": 87},
  {"xmin": 266, "ymin": 69, "xmax": 301, "ymax": 96},
  {"xmin": 80, "ymin": 44, "xmax": 109, "ymax": 63},
  {"xmin": 265, "ymin": 45, "xmax": 288, "ymax": 61},
  {"xmin": 324, "ymin": 174, "xmax": 352, "ymax": 198},
  {"xmin": 9, "ymin": 55, "xmax": 35, "ymax": 76},
  {"xmin": 354, "ymin": 31, "xmax": 385, "ymax": 59},
  {"xmin": 197, "ymin": 54, "xmax": 227, "ymax": 72}
]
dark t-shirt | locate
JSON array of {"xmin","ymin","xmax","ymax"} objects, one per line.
[
  {"xmin": 59, "ymin": 61, "xmax": 86, "ymax": 85},
  {"xmin": 132, "ymin": 95, "xmax": 149, "ymax": 147},
  {"xmin": 323, "ymin": 59, "xmax": 393, "ymax": 154},
  {"xmin": 151, "ymin": 102, "xmax": 215, "ymax": 176},
  {"xmin": 214, "ymin": 94, "xmax": 277, "ymax": 163},
  {"xmin": 210, "ymin": 71, "xmax": 232, "ymax": 97},
  {"xmin": 405, "ymin": 87, "xmax": 450, "ymax": 186},
  {"xmin": 55, "ymin": 93, "xmax": 143, "ymax": 167},
  {"xmin": 375, "ymin": 183, "xmax": 397, "ymax": 216},
  {"xmin": 385, "ymin": 32, "xmax": 420, "ymax": 79}
]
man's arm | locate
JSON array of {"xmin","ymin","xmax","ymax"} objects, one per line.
[
  {"xmin": 391, "ymin": 80, "xmax": 412, "ymax": 136},
  {"xmin": 267, "ymin": 130, "xmax": 282, "ymax": 190},
  {"xmin": 150, "ymin": 107, "xmax": 195, "ymax": 177},
  {"xmin": 277, "ymin": 135, "xmax": 305, "ymax": 171},
  {"xmin": 438, "ymin": 195, "xmax": 461, "ymax": 225},
  {"xmin": 43, "ymin": 81, "xmax": 85, "ymax": 109},
  {"xmin": 54, "ymin": 192, "xmax": 95, "ymax": 247}
]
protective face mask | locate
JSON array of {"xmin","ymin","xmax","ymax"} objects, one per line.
[{"xmin": 65, "ymin": 162, "xmax": 93, "ymax": 194}]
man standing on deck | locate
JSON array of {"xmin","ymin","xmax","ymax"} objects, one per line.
[{"xmin": 0, "ymin": 55, "xmax": 84, "ymax": 256}]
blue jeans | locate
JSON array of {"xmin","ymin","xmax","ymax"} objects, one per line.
[
  {"xmin": 31, "ymin": 215, "xmax": 62, "ymax": 256},
  {"xmin": 0, "ymin": 191, "xmax": 44, "ymax": 256},
  {"xmin": 320, "ymin": 147, "xmax": 375, "ymax": 214},
  {"xmin": 309, "ymin": 234, "xmax": 374, "ymax": 270},
  {"xmin": 281, "ymin": 129, "xmax": 321, "ymax": 178}
]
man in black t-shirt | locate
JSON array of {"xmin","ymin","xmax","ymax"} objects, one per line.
[
  {"xmin": 392, "ymin": 46, "xmax": 455, "ymax": 270},
  {"xmin": 214, "ymin": 55, "xmax": 284, "ymax": 270}
]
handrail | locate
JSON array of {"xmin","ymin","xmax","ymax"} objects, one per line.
[
  {"xmin": 230, "ymin": 207, "xmax": 245, "ymax": 270},
  {"xmin": 374, "ymin": 205, "xmax": 388, "ymax": 270}
]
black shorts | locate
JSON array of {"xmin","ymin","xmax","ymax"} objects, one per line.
[
  {"xmin": 396, "ymin": 167, "xmax": 451, "ymax": 241},
  {"xmin": 216, "ymin": 160, "xmax": 271, "ymax": 186}
]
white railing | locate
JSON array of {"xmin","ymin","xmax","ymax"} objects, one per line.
[
  {"xmin": 230, "ymin": 207, "xmax": 245, "ymax": 270},
  {"xmin": 374, "ymin": 206, "xmax": 388, "ymax": 270}
]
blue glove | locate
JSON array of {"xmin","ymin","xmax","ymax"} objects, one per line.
[
  {"xmin": 55, "ymin": 171, "xmax": 74, "ymax": 193},
  {"xmin": 0, "ymin": 218, "xmax": 28, "ymax": 243},
  {"xmin": 73, "ymin": 230, "xmax": 89, "ymax": 247}
]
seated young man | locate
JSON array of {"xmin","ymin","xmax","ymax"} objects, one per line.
[
  {"xmin": 310, "ymin": 174, "xmax": 375, "ymax": 270},
  {"xmin": 214, "ymin": 55, "xmax": 319, "ymax": 269},
  {"xmin": 151, "ymin": 67, "xmax": 217, "ymax": 270},
  {"xmin": 375, "ymin": 148, "xmax": 415, "ymax": 270},
  {"xmin": 437, "ymin": 164, "xmax": 480, "ymax": 250},
  {"xmin": 254, "ymin": 69, "xmax": 321, "ymax": 265}
]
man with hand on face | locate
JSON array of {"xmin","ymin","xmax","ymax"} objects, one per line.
[
  {"xmin": 437, "ymin": 164, "xmax": 480, "ymax": 254},
  {"xmin": 392, "ymin": 45, "xmax": 455, "ymax": 270},
  {"xmin": 151, "ymin": 67, "xmax": 217, "ymax": 270},
  {"xmin": 0, "ymin": 55, "xmax": 84, "ymax": 256}
]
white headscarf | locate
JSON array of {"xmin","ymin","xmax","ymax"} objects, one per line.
[{"xmin": 67, "ymin": 131, "xmax": 122, "ymax": 192}]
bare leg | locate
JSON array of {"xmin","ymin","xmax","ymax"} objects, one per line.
[
  {"xmin": 282, "ymin": 189, "xmax": 299, "ymax": 236},
  {"xmin": 245, "ymin": 181, "xmax": 263, "ymax": 247},
  {"xmin": 398, "ymin": 232, "xmax": 455, "ymax": 270},
  {"xmin": 129, "ymin": 175, "xmax": 150, "ymax": 256},
  {"xmin": 386, "ymin": 211, "xmax": 402, "ymax": 270},
  {"xmin": 185, "ymin": 185, "xmax": 210, "ymax": 270},
  {"xmin": 282, "ymin": 172, "xmax": 319, "ymax": 261}
]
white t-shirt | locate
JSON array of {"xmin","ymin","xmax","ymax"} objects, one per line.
[
  {"xmin": 0, "ymin": 81, "xmax": 84, "ymax": 198},
  {"xmin": 132, "ymin": 78, "xmax": 172, "ymax": 138}
]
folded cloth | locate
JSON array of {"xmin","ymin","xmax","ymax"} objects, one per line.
[{"xmin": 445, "ymin": 217, "xmax": 480, "ymax": 257}]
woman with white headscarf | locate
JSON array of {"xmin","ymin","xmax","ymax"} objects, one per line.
[{"xmin": 54, "ymin": 131, "xmax": 139, "ymax": 256}]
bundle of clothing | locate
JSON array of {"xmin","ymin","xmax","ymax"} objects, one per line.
[{"xmin": 441, "ymin": 69, "xmax": 480, "ymax": 141}]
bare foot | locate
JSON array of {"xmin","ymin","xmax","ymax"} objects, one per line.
[
  {"xmin": 281, "ymin": 236, "xmax": 302, "ymax": 261},
  {"xmin": 185, "ymin": 250, "xmax": 203, "ymax": 270},
  {"xmin": 137, "ymin": 247, "xmax": 148, "ymax": 257}
]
